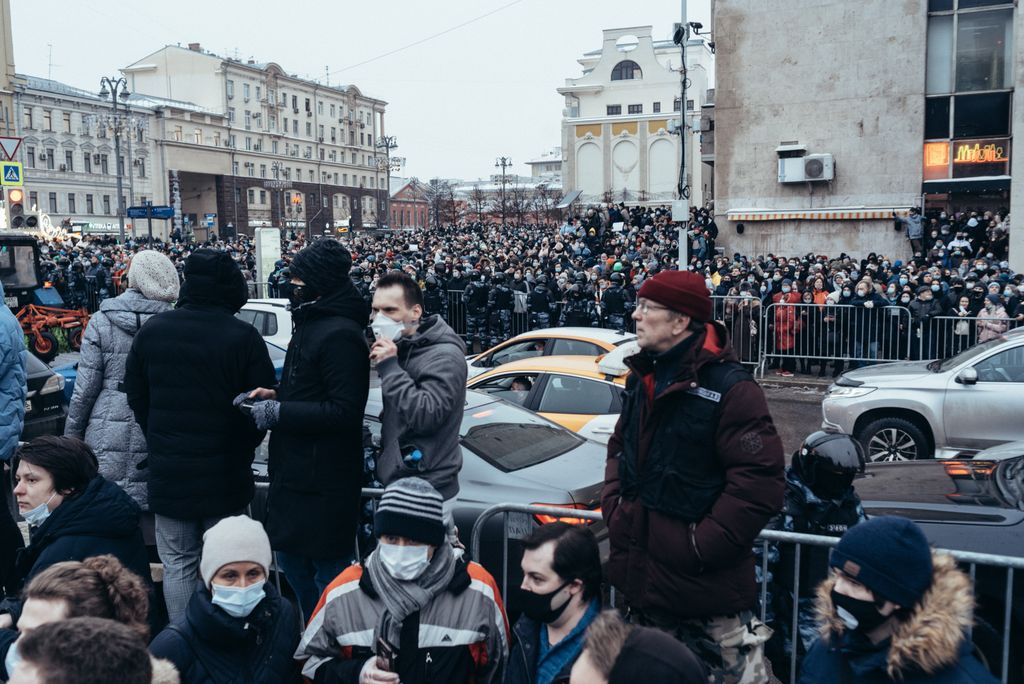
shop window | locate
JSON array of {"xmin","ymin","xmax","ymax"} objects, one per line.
[
  {"xmin": 953, "ymin": 92, "xmax": 1011, "ymax": 138},
  {"xmin": 955, "ymin": 9, "xmax": 1013, "ymax": 92},
  {"xmin": 925, "ymin": 97, "xmax": 951, "ymax": 139},
  {"xmin": 926, "ymin": 15, "xmax": 953, "ymax": 93}
]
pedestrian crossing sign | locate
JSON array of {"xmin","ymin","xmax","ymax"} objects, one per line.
[{"xmin": 0, "ymin": 161, "xmax": 22, "ymax": 186}]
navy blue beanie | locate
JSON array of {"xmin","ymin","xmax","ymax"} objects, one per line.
[{"xmin": 829, "ymin": 516, "xmax": 933, "ymax": 607}]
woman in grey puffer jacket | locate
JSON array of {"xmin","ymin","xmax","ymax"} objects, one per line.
[{"xmin": 64, "ymin": 250, "xmax": 180, "ymax": 510}]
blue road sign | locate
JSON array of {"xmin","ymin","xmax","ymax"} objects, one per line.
[{"xmin": 127, "ymin": 205, "xmax": 175, "ymax": 219}]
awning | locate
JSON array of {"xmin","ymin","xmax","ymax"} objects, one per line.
[
  {"xmin": 726, "ymin": 207, "xmax": 912, "ymax": 222},
  {"xmin": 923, "ymin": 176, "xmax": 1011, "ymax": 194},
  {"xmin": 556, "ymin": 190, "xmax": 583, "ymax": 209}
]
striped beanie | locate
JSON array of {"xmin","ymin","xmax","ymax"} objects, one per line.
[{"xmin": 374, "ymin": 477, "xmax": 446, "ymax": 546}]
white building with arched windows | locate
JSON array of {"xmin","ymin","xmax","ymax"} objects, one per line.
[{"xmin": 558, "ymin": 26, "xmax": 714, "ymax": 208}]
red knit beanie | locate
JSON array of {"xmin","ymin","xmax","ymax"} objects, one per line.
[{"xmin": 638, "ymin": 271, "xmax": 712, "ymax": 322}]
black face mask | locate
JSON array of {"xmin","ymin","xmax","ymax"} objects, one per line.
[
  {"xmin": 831, "ymin": 588, "xmax": 890, "ymax": 633},
  {"xmin": 518, "ymin": 580, "xmax": 573, "ymax": 624},
  {"xmin": 289, "ymin": 284, "xmax": 319, "ymax": 309}
]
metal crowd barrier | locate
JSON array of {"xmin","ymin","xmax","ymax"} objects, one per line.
[
  {"xmin": 711, "ymin": 295, "xmax": 763, "ymax": 368},
  {"xmin": 469, "ymin": 504, "xmax": 1022, "ymax": 684},
  {"xmin": 921, "ymin": 315, "xmax": 1022, "ymax": 360},
  {"xmin": 761, "ymin": 302, "xmax": 913, "ymax": 373}
]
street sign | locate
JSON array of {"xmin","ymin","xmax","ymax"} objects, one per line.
[
  {"xmin": 0, "ymin": 137, "xmax": 22, "ymax": 161},
  {"xmin": 127, "ymin": 205, "xmax": 174, "ymax": 219},
  {"xmin": 0, "ymin": 161, "xmax": 23, "ymax": 186}
]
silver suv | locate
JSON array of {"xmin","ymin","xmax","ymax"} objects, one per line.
[{"xmin": 821, "ymin": 328, "xmax": 1024, "ymax": 461}]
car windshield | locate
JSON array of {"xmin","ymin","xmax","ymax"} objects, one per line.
[
  {"xmin": 934, "ymin": 335, "xmax": 1011, "ymax": 371},
  {"xmin": 460, "ymin": 400, "xmax": 584, "ymax": 472}
]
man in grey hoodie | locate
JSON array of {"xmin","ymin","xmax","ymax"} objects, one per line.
[
  {"xmin": 896, "ymin": 207, "xmax": 925, "ymax": 257},
  {"xmin": 370, "ymin": 271, "xmax": 468, "ymax": 538}
]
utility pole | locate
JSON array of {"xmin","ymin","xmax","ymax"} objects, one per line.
[
  {"xmin": 673, "ymin": 2, "xmax": 691, "ymax": 270},
  {"xmin": 495, "ymin": 156, "xmax": 512, "ymax": 225},
  {"xmin": 375, "ymin": 135, "xmax": 398, "ymax": 228},
  {"xmin": 99, "ymin": 76, "xmax": 130, "ymax": 243}
]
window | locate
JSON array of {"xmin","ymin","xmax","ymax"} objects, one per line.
[
  {"xmin": 955, "ymin": 9, "xmax": 1013, "ymax": 91},
  {"xmin": 653, "ymin": 102, "xmax": 661, "ymax": 113},
  {"xmin": 271, "ymin": 140, "xmax": 278, "ymax": 154},
  {"xmin": 26, "ymin": 147, "xmax": 35, "ymax": 167},
  {"xmin": 550, "ymin": 339, "xmax": 604, "ymax": 356},
  {"xmin": 974, "ymin": 347, "xmax": 1024, "ymax": 383},
  {"xmin": 43, "ymin": 110, "xmax": 52, "ymax": 130},
  {"xmin": 259, "ymin": 190, "xmax": 267, "ymax": 203},
  {"xmin": 308, "ymin": 170, "xmax": 314, "ymax": 182},
  {"xmin": 83, "ymin": 152, "xmax": 91, "ymax": 173},
  {"xmin": 248, "ymin": 188, "xmax": 255, "ymax": 204},
  {"xmin": 228, "ymin": 107, "xmax": 236, "ymax": 124},
  {"xmin": 45, "ymin": 149, "xmax": 54, "ymax": 170},
  {"xmin": 256, "ymin": 85, "xmax": 261, "ymax": 101},
  {"xmin": 102, "ymin": 195, "xmax": 111, "ymax": 214},
  {"xmin": 194, "ymin": 128, "xmax": 202, "ymax": 144},
  {"xmin": 330, "ymin": 104, "xmax": 336, "ymax": 117},
  {"xmin": 306, "ymin": 122, "xmax": 312, "ymax": 136},
  {"xmin": 459, "ymin": 401, "xmax": 583, "ymax": 473},
  {"xmin": 292, "ymin": 95, "xmax": 298, "ymax": 110},
  {"xmin": 228, "ymin": 134, "xmax": 236, "ymax": 148},
  {"xmin": 243, "ymin": 83, "xmax": 250, "ymax": 101},
  {"xmin": 304, "ymin": 97, "xmax": 311, "ymax": 112},
  {"xmin": 260, "ymin": 164, "xmax": 267, "ymax": 178},
  {"xmin": 226, "ymin": 80, "xmax": 234, "ymax": 98},
  {"xmin": 317, "ymin": 101, "xmax": 323, "ymax": 115},
  {"xmin": 245, "ymin": 111, "xmax": 251, "ymax": 130},
  {"xmin": 673, "ymin": 97, "xmax": 682, "ymax": 112},
  {"xmin": 64, "ymin": 150, "xmax": 73, "ymax": 171},
  {"xmin": 85, "ymin": 194, "xmax": 94, "ymax": 214},
  {"xmin": 118, "ymin": 156, "xmax": 125, "ymax": 176},
  {"xmin": 62, "ymin": 112, "xmax": 71, "ymax": 133},
  {"xmin": 48, "ymin": 192, "xmax": 57, "ymax": 213},
  {"xmin": 22, "ymin": 108, "xmax": 32, "ymax": 129},
  {"xmin": 137, "ymin": 159, "xmax": 145, "ymax": 177},
  {"xmin": 245, "ymin": 136, "xmax": 252, "ymax": 151},
  {"xmin": 213, "ymin": 132, "xmax": 221, "ymax": 147},
  {"xmin": 538, "ymin": 375, "xmax": 619, "ymax": 414},
  {"xmin": 67, "ymin": 193, "xmax": 75, "ymax": 213},
  {"xmin": 488, "ymin": 339, "xmax": 547, "ymax": 367},
  {"xmin": 100, "ymin": 154, "xmax": 108, "ymax": 174},
  {"xmin": 234, "ymin": 187, "xmax": 242, "ymax": 204},
  {"xmin": 232, "ymin": 161, "xmax": 239, "ymax": 175},
  {"xmin": 470, "ymin": 373, "xmax": 540, "ymax": 406},
  {"xmin": 953, "ymin": 92, "xmax": 1011, "ymax": 137},
  {"xmin": 926, "ymin": 15, "xmax": 954, "ymax": 93},
  {"xmin": 925, "ymin": 96, "xmax": 951, "ymax": 139},
  {"xmin": 173, "ymin": 125, "xmax": 183, "ymax": 142},
  {"xmin": 248, "ymin": 164, "xmax": 254, "ymax": 177},
  {"xmin": 318, "ymin": 124, "xmax": 325, "ymax": 139},
  {"xmin": 137, "ymin": 127, "xmax": 144, "ymax": 143},
  {"xmin": 29, "ymin": 191, "xmax": 37, "ymax": 210},
  {"xmin": 611, "ymin": 60, "xmax": 642, "ymax": 80},
  {"xmin": 627, "ymin": 104, "xmax": 643, "ymax": 114},
  {"xmin": 606, "ymin": 105, "xmax": 622, "ymax": 116},
  {"xmin": 293, "ymin": 119, "xmax": 299, "ymax": 133}
]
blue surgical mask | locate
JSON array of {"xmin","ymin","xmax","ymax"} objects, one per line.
[
  {"xmin": 931, "ymin": 284, "xmax": 940, "ymax": 292},
  {"xmin": 899, "ymin": 277, "xmax": 909, "ymax": 285},
  {"xmin": 211, "ymin": 580, "xmax": 266, "ymax": 618},
  {"xmin": 781, "ymin": 286, "xmax": 791, "ymax": 293},
  {"xmin": 4, "ymin": 639, "xmax": 20, "ymax": 677},
  {"xmin": 23, "ymin": 493, "xmax": 56, "ymax": 527},
  {"xmin": 1005, "ymin": 289, "xmax": 1014, "ymax": 298}
]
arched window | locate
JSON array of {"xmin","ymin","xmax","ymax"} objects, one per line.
[{"xmin": 611, "ymin": 60, "xmax": 642, "ymax": 81}]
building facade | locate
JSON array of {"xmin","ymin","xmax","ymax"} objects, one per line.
[
  {"xmin": 389, "ymin": 177, "xmax": 430, "ymax": 229},
  {"xmin": 713, "ymin": 0, "xmax": 1022, "ymax": 268},
  {"xmin": 122, "ymin": 43, "xmax": 389, "ymax": 238},
  {"xmin": 558, "ymin": 26, "xmax": 714, "ymax": 208},
  {"xmin": 525, "ymin": 147, "xmax": 562, "ymax": 179},
  {"xmin": 10, "ymin": 75, "xmax": 163, "ymax": 235}
]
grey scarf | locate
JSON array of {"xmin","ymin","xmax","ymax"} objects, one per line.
[{"xmin": 365, "ymin": 541, "xmax": 459, "ymax": 649}]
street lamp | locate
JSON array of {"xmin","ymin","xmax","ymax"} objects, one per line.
[
  {"xmin": 99, "ymin": 76, "xmax": 130, "ymax": 243},
  {"xmin": 495, "ymin": 156, "xmax": 512, "ymax": 225},
  {"xmin": 270, "ymin": 161, "xmax": 287, "ymax": 229},
  {"xmin": 375, "ymin": 135, "xmax": 398, "ymax": 228}
]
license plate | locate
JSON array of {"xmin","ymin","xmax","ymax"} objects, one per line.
[
  {"xmin": 506, "ymin": 511, "xmax": 534, "ymax": 540},
  {"xmin": 4, "ymin": 296, "xmax": 17, "ymax": 309}
]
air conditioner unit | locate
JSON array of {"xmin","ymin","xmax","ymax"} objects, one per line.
[
  {"xmin": 38, "ymin": 153, "xmax": 46, "ymax": 160},
  {"xmin": 59, "ymin": 164, "xmax": 67, "ymax": 171},
  {"xmin": 293, "ymin": 108, "xmax": 299, "ymax": 114},
  {"xmin": 93, "ymin": 154, "xmax": 101, "ymax": 163},
  {"xmin": 803, "ymin": 153, "xmax": 834, "ymax": 181}
]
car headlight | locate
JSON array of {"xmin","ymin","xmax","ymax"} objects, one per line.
[{"xmin": 827, "ymin": 386, "xmax": 876, "ymax": 398}]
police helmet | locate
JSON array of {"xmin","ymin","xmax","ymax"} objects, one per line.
[
  {"xmin": 492, "ymin": 272, "xmax": 506, "ymax": 284},
  {"xmin": 536, "ymin": 275, "xmax": 548, "ymax": 285},
  {"xmin": 425, "ymin": 275, "xmax": 439, "ymax": 289},
  {"xmin": 793, "ymin": 431, "xmax": 866, "ymax": 500},
  {"xmin": 610, "ymin": 272, "xmax": 623, "ymax": 284}
]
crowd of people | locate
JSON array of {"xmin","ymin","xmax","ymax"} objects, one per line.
[{"xmin": 0, "ymin": 204, "xmax": 1013, "ymax": 683}]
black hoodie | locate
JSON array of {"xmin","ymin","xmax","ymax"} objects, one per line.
[
  {"xmin": 264, "ymin": 281, "xmax": 370, "ymax": 558},
  {"xmin": 124, "ymin": 249, "xmax": 276, "ymax": 520}
]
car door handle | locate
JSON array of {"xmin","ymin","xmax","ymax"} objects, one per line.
[{"xmin": 592, "ymin": 427, "xmax": 614, "ymax": 434}]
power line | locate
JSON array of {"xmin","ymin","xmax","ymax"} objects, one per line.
[{"xmin": 332, "ymin": 0, "xmax": 525, "ymax": 73}]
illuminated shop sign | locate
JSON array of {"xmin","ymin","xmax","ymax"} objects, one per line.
[{"xmin": 953, "ymin": 141, "xmax": 1008, "ymax": 164}]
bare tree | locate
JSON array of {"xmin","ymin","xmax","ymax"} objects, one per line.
[
  {"xmin": 469, "ymin": 185, "xmax": 488, "ymax": 222},
  {"xmin": 532, "ymin": 183, "xmax": 558, "ymax": 225},
  {"xmin": 508, "ymin": 178, "xmax": 531, "ymax": 225},
  {"xmin": 425, "ymin": 178, "xmax": 455, "ymax": 228}
]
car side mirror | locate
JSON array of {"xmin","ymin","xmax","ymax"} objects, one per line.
[{"xmin": 956, "ymin": 368, "xmax": 978, "ymax": 385}]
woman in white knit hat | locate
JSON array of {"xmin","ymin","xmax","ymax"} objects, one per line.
[
  {"xmin": 149, "ymin": 515, "xmax": 301, "ymax": 683},
  {"xmin": 64, "ymin": 250, "xmax": 180, "ymax": 543}
]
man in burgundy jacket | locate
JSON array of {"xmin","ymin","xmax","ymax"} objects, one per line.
[{"xmin": 602, "ymin": 270, "xmax": 785, "ymax": 684}]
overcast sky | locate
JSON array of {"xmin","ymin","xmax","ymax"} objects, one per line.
[{"xmin": 11, "ymin": 0, "xmax": 711, "ymax": 182}]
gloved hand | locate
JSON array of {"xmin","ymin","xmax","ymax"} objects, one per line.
[
  {"xmin": 232, "ymin": 392, "xmax": 251, "ymax": 409},
  {"xmin": 250, "ymin": 400, "xmax": 281, "ymax": 430}
]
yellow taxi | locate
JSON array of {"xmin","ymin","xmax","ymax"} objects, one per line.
[
  {"xmin": 466, "ymin": 341, "xmax": 638, "ymax": 444},
  {"xmin": 466, "ymin": 327, "xmax": 636, "ymax": 380}
]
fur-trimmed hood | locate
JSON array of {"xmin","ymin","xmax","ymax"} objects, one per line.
[
  {"xmin": 814, "ymin": 551, "xmax": 975, "ymax": 678},
  {"xmin": 150, "ymin": 657, "xmax": 180, "ymax": 684}
]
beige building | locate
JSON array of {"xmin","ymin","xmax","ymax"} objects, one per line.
[
  {"xmin": 558, "ymin": 25, "xmax": 714, "ymax": 208},
  {"xmin": 712, "ymin": 0, "xmax": 1022, "ymax": 269},
  {"xmin": 122, "ymin": 43, "xmax": 389, "ymax": 237}
]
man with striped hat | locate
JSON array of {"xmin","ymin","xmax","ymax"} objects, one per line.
[{"xmin": 295, "ymin": 477, "xmax": 509, "ymax": 683}]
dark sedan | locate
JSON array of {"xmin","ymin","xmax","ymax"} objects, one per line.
[{"xmin": 21, "ymin": 352, "xmax": 67, "ymax": 440}]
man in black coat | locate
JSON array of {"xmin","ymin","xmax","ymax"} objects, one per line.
[
  {"xmin": 242, "ymin": 238, "xmax": 370, "ymax": 620},
  {"xmin": 124, "ymin": 248, "xmax": 276, "ymax": 623}
]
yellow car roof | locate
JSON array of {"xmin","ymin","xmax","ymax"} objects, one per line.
[{"xmin": 471, "ymin": 355, "xmax": 628, "ymax": 384}]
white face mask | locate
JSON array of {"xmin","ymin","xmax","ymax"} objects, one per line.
[
  {"xmin": 371, "ymin": 313, "xmax": 406, "ymax": 341},
  {"xmin": 377, "ymin": 542, "xmax": 431, "ymax": 580}
]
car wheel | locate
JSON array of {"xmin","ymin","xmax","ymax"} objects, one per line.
[
  {"xmin": 68, "ymin": 327, "xmax": 84, "ymax": 351},
  {"xmin": 856, "ymin": 418, "xmax": 931, "ymax": 462},
  {"xmin": 30, "ymin": 331, "xmax": 60, "ymax": 363}
]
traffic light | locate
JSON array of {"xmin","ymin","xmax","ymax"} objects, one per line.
[{"xmin": 6, "ymin": 187, "xmax": 24, "ymax": 228}]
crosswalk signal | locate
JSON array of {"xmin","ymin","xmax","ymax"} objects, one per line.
[{"xmin": 6, "ymin": 187, "xmax": 25, "ymax": 228}]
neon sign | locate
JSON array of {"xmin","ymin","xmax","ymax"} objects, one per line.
[{"xmin": 953, "ymin": 141, "xmax": 1009, "ymax": 164}]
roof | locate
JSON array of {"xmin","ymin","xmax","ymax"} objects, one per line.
[
  {"xmin": 511, "ymin": 327, "xmax": 637, "ymax": 345},
  {"xmin": 471, "ymin": 354, "xmax": 623, "ymax": 382}
]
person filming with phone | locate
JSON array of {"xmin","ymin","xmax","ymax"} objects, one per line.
[
  {"xmin": 369, "ymin": 272, "xmax": 468, "ymax": 543},
  {"xmin": 294, "ymin": 477, "xmax": 508, "ymax": 683}
]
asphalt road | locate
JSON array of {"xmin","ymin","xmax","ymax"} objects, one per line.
[{"xmin": 762, "ymin": 382, "xmax": 828, "ymax": 460}]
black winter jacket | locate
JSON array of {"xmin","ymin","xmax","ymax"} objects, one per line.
[
  {"xmin": 124, "ymin": 266, "xmax": 276, "ymax": 520},
  {"xmin": 265, "ymin": 283, "xmax": 370, "ymax": 559},
  {"xmin": 149, "ymin": 583, "xmax": 301, "ymax": 684},
  {"xmin": 0, "ymin": 475, "xmax": 151, "ymax": 627}
]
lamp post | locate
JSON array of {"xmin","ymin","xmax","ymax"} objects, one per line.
[
  {"xmin": 270, "ymin": 161, "xmax": 286, "ymax": 229},
  {"xmin": 495, "ymin": 156, "xmax": 512, "ymax": 225},
  {"xmin": 99, "ymin": 76, "xmax": 130, "ymax": 243},
  {"xmin": 375, "ymin": 135, "xmax": 398, "ymax": 228}
]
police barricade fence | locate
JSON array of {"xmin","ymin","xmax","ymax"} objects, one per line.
[
  {"xmin": 469, "ymin": 503, "xmax": 1023, "ymax": 684},
  {"xmin": 760, "ymin": 302, "xmax": 913, "ymax": 373},
  {"xmin": 921, "ymin": 315, "xmax": 1023, "ymax": 361},
  {"xmin": 710, "ymin": 295, "xmax": 764, "ymax": 369},
  {"xmin": 444, "ymin": 290, "xmax": 531, "ymax": 345}
]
